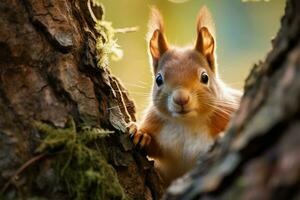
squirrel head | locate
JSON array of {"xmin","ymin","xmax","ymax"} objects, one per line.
[{"xmin": 147, "ymin": 6, "xmax": 221, "ymax": 122}]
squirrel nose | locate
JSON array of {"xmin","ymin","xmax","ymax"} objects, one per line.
[{"xmin": 172, "ymin": 90, "xmax": 190, "ymax": 106}]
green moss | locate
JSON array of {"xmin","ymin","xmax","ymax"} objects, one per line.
[
  {"xmin": 223, "ymin": 177, "xmax": 247, "ymax": 200},
  {"xmin": 27, "ymin": 197, "xmax": 47, "ymax": 200},
  {"xmin": 95, "ymin": 19, "xmax": 123, "ymax": 69},
  {"xmin": 34, "ymin": 119, "xmax": 127, "ymax": 200},
  {"xmin": 89, "ymin": 1, "xmax": 122, "ymax": 69}
]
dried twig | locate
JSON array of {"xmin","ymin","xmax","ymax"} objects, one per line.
[
  {"xmin": 115, "ymin": 26, "xmax": 139, "ymax": 33},
  {"xmin": 1, "ymin": 153, "xmax": 46, "ymax": 193}
]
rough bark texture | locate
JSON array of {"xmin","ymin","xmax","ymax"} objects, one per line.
[
  {"xmin": 165, "ymin": 0, "xmax": 300, "ymax": 199},
  {"xmin": 0, "ymin": 0, "xmax": 163, "ymax": 199},
  {"xmin": 1, "ymin": 0, "xmax": 300, "ymax": 199}
]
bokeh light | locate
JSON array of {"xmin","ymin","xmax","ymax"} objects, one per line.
[{"xmin": 100, "ymin": 0, "xmax": 285, "ymax": 119}]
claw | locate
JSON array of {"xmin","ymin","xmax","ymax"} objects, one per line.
[
  {"xmin": 127, "ymin": 122, "xmax": 138, "ymax": 135},
  {"xmin": 126, "ymin": 122, "xmax": 151, "ymax": 149},
  {"xmin": 129, "ymin": 133, "xmax": 134, "ymax": 140}
]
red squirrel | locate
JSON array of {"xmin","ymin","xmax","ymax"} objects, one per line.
[{"xmin": 127, "ymin": 7, "xmax": 241, "ymax": 185}]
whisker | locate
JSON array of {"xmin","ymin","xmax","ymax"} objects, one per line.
[
  {"xmin": 110, "ymin": 89, "xmax": 150, "ymax": 96},
  {"xmin": 212, "ymin": 102, "xmax": 240, "ymax": 109},
  {"xmin": 122, "ymin": 82, "xmax": 148, "ymax": 89},
  {"xmin": 137, "ymin": 81, "xmax": 149, "ymax": 86},
  {"xmin": 202, "ymin": 102, "xmax": 235, "ymax": 116}
]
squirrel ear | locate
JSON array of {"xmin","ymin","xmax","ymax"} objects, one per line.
[
  {"xmin": 195, "ymin": 6, "xmax": 216, "ymax": 73},
  {"xmin": 149, "ymin": 30, "xmax": 168, "ymax": 67},
  {"xmin": 148, "ymin": 7, "xmax": 169, "ymax": 72}
]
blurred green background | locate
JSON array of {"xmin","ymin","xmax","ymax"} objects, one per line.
[{"xmin": 100, "ymin": 0, "xmax": 285, "ymax": 119}]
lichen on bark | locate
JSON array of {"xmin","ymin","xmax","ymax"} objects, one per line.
[{"xmin": 0, "ymin": 0, "xmax": 163, "ymax": 199}]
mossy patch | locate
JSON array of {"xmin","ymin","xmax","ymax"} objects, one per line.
[
  {"xmin": 223, "ymin": 176, "xmax": 248, "ymax": 200},
  {"xmin": 95, "ymin": 20, "xmax": 123, "ymax": 69},
  {"xmin": 90, "ymin": 1, "xmax": 123, "ymax": 69},
  {"xmin": 34, "ymin": 119, "xmax": 127, "ymax": 200}
]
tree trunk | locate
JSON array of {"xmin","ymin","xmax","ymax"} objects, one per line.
[
  {"xmin": 165, "ymin": 0, "xmax": 300, "ymax": 199},
  {"xmin": 0, "ymin": 0, "xmax": 163, "ymax": 199},
  {"xmin": 1, "ymin": 0, "xmax": 300, "ymax": 200}
]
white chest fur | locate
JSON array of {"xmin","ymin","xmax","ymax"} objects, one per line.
[{"xmin": 154, "ymin": 122, "xmax": 214, "ymax": 177}]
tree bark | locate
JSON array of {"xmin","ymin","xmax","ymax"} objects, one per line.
[
  {"xmin": 165, "ymin": 0, "xmax": 300, "ymax": 199},
  {"xmin": 0, "ymin": 0, "xmax": 163, "ymax": 199},
  {"xmin": 1, "ymin": 0, "xmax": 300, "ymax": 200}
]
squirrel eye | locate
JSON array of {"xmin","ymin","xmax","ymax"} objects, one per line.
[
  {"xmin": 201, "ymin": 72, "xmax": 209, "ymax": 84},
  {"xmin": 156, "ymin": 73, "xmax": 164, "ymax": 86}
]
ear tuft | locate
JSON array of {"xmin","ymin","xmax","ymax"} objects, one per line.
[
  {"xmin": 195, "ymin": 6, "xmax": 217, "ymax": 73},
  {"xmin": 147, "ymin": 7, "xmax": 169, "ymax": 72},
  {"xmin": 196, "ymin": 6, "xmax": 215, "ymax": 38},
  {"xmin": 148, "ymin": 7, "xmax": 165, "ymax": 36}
]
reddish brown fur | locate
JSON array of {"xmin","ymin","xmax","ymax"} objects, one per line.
[
  {"xmin": 152, "ymin": 49, "xmax": 219, "ymax": 121},
  {"xmin": 128, "ymin": 6, "xmax": 242, "ymax": 185}
]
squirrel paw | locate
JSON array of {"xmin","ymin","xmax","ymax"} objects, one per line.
[{"xmin": 127, "ymin": 122, "xmax": 151, "ymax": 148}]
